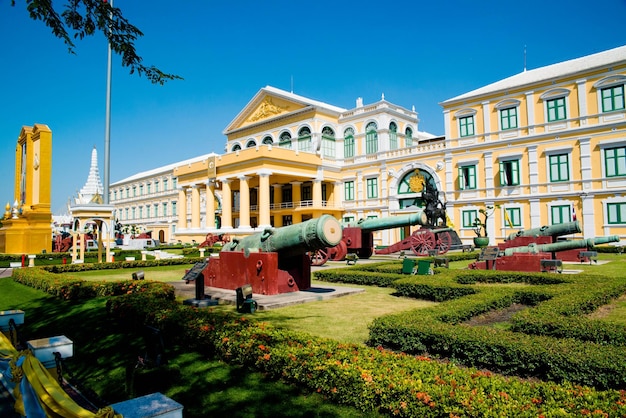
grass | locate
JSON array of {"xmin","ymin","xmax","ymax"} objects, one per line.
[
  {"xmin": 71, "ymin": 264, "xmax": 193, "ymax": 282},
  {"xmin": 257, "ymin": 281, "xmax": 436, "ymax": 344}
]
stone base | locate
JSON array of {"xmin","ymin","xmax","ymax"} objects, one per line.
[{"xmin": 111, "ymin": 392, "xmax": 183, "ymax": 418}]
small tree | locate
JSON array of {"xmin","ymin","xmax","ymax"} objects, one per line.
[{"xmin": 472, "ymin": 205, "xmax": 495, "ymax": 237}]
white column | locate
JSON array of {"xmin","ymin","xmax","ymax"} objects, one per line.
[
  {"xmin": 220, "ymin": 179, "xmax": 232, "ymax": 229},
  {"xmin": 205, "ymin": 182, "xmax": 215, "ymax": 229},
  {"xmin": 258, "ymin": 170, "xmax": 271, "ymax": 228},
  {"xmin": 191, "ymin": 185, "xmax": 200, "ymax": 228},
  {"xmin": 577, "ymin": 78, "xmax": 588, "ymax": 126},
  {"xmin": 238, "ymin": 175, "xmax": 251, "ymax": 229}
]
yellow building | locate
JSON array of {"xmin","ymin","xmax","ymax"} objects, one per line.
[
  {"xmin": 111, "ymin": 86, "xmax": 443, "ymax": 247},
  {"xmin": 441, "ymin": 45, "xmax": 626, "ymax": 244},
  {"xmin": 111, "ymin": 45, "xmax": 626, "ymax": 248}
]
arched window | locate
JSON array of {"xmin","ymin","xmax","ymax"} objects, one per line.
[
  {"xmin": 321, "ymin": 126, "xmax": 335, "ymax": 158},
  {"xmin": 397, "ymin": 169, "xmax": 437, "ymax": 209},
  {"xmin": 344, "ymin": 128, "xmax": 355, "ymax": 158},
  {"xmin": 405, "ymin": 127, "xmax": 413, "ymax": 147},
  {"xmin": 389, "ymin": 122, "xmax": 398, "ymax": 150},
  {"xmin": 279, "ymin": 132, "xmax": 292, "ymax": 149},
  {"xmin": 262, "ymin": 136, "xmax": 273, "ymax": 145},
  {"xmin": 232, "ymin": 144, "xmax": 242, "ymax": 152},
  {"xmin": 246, "ymin": 139, "xmax": 257, "ymax": 148},
  {"xmin": 298, "ymin": 127, "xmax": 311, "ymax": 152},
  {"xmin": 365, "ymin": 122, "xmax": 378, "ymax": 154}
]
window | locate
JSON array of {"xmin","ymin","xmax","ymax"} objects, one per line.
[
  {"xmin": 365, "ymin": 122, "xmax": 378, "ymax": 154},
  {"xmin": 154, "ymin": 204, "xmax": 159, "ymax": 217},
  {"xmin": 344, "ymin": 181, "xmax": 354, "ymax": 201},
  {"xmin": 500, "ymin": 107, "xmax": 518, "ymax": 130},
  {"xmin": 302, "ymin": 185, "xmax": 312, "ymax": 201},
  {"xmin": 232, "ymin": 144, "xmax": 241, "ymax": 151},
  {"xmin": 549, "ymin": 154, "xmax": 570, "ymax": 182},
  {"xmin": 458, "ymin": 165, "xmax": 477, "ymax": 190},
  {"xmin": 246, "ymin": 139, "xmax": 256, "ymax": 148},
  {"xmin": 139, "ymin": 185, "xmax": 144, "ymax": 195},
  {"xmin": 389, "ymin": 122, "xmax": 398, "ymax": 150},
  {"xmin": 282, "ymin": 215, "xmax": 293, "ymax": 226},
  {"xmin": 125, "ymin": 208, "xmax": 129, "ymax": 220},
  {"xmin": 282, "ymin": 186, "xmax": 292, "ymax": 204},
  {"xmin": 504, "ymin": 207, "xmax": 522, "ymax": 227},
  {"xmin": 125, "ymin": 188, "xmax": 129, "ymax": 198},
  {"xmin": 172, "ymin": 202, "xmax": 177, "ymax": 216},
  {"xmin": 601, "ymin": 85, "xmax": 625, "ymax": 112},
  {"xmin": 321, "ymin": 127, "xmax": 335, "ymax": 158},
  {"xmin": 499, "ymin": 159, "xmax": 520, "ymax": 186},
  {"xmin": 155, "ymin": 181, "xmax": 159, "ymax": 193},
  {"xmin": 262, "ymin": 136, "xmax": 273, "ymax": 145},
  {"xmin": 547, "ymin": 97, "xmax": 567, "ymax": 122},
  {"xmin": 366, "ymin": 178, "xmax": 378, "ymax": 198},
  {"xmin": 146, "ymin": 205, "xmax": 150, "ymax": 218},
  {"xmin": 607, "ymin": 202, "xmax": 626, "ymax": 224},
  {"xmin": 605, "ymin": 146, "xmax": 626, "ymax": 177},
  {"xmin": 459, "ymin": 115, "xmax": 474, "ymax": 137},
  {"xmin": 132, "ymin": 207, "xmax": 136, "ymax": 219},
  {"xmin": 162, "ymin": 202, "xmax": 168, "ymax": 217},
  {"xmin": 343, "ymin": 216, "xmax": 355, "ymax": 223},
  {"xmin": 163, "ymin": 179, "xmax": 168, "ymax": 191},
  {"xmin": 279, "ymin": 132, "xmax": 292, "ymax": 149},
  {"xmin": 133, "ymin": 186, "xmax": 137, "ymax": 197},
  {"xmin": 147, "ymin": 183, "xmax": 151, "ymax": 194},
  {"xmin": 344, "ymin": 128, "xmax": 355, "ymax": 158},
  {"xmin": 114, "ymin": 190, "xmax": 117, "ymax": 200},
  {"xmin": 405, "ymin": 127, "xmax": 413, "ymax": 147},
  {"xmin": 172, "ymin": 178, "xmax": 177, "ymax": 189},
  {"xmin": 462, "ymin": 210, "xmax": 478, "ymax": 228},
  {"xmin": 551, "ymin": 205, "xmax": 571, "ymax": 224},
  {"xmin": 322, "ymin": 184, "xmax": 327, "ymax": 202},
  {"xmin": 139, "ymin": 206, "xmax": 143, "ymax": 218},
  {"xmin": 298, "ymin": 127, "xmax": 311, "ymax": 152}
]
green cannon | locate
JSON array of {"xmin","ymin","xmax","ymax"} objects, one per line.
[
  {"xmin": 506, "ymin": 221, "xmax": 581, "ymax": 241},
  {"xmin": 204, "ymin": 215, "xmax": 344, "ymax": 295},
  {"xmin": 309, "ymin": 211, "xmax": 429, "ymax": 265},
  {"xmin": 503, "ymin": 235, "xmax": 620, "ymax": 256},
  {"xmin": 341, "ymin": 212, "xmax": 427, "ymax": 232},
  {"xmin": 222, "ymin": 214, "xmax": 343, "ymax": 258}
]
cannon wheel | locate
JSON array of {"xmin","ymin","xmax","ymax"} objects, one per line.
[
  {"xmin": 328, "ymin": 240, "xmax": 348, "ymax": 261},
  {"xmin": 435, "ymin": 230, "xmax": 453, "ymax": 255},
  {"xmin": 410, "ymin": 230, "xmax": 437, "ymax": 256},
  {"xmin": 199, "ymin": 233, "xmax": 214, "ymax": 248},
  {"xmin": 309, "ymin": 248, "xmax": 330, "ymax": 266}
]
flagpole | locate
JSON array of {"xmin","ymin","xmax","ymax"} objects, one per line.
[{"xmin": 103, "ymin": 0, "xmax": 113, "ymax": 205}]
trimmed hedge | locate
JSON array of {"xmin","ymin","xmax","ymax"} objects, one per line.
[
  {"xmin": 315, "ymin": 262, "xmax": 626, "ymax": 390},
  {"xmin": 40, "ymin": 257, "xmax": 204, "ymax": 273}
]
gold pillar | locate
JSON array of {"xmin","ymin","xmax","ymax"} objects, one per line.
[
  {"xmin": 191, "ymin": 185, "xmax": 200, "ymax": 228},
  {"xmin": 258, "ymin": 170, "xmax": 271, "ymax": 228},
  {"xmin": 177, "ymin": 187, "xmax": 187, "ymax": 230},
  {"xmin": 291, "ymin": 181, "xmax": 302, "ymax": 224},
  {"xmin": 205, "ymin": 182, "xmax": 215, "ymax": 229},
  {"xmin": 221, "ymin": 179, "xmax": 232, "ymax": 229},
  {"xmin": 238, "ymin": 175, "xmax": 250, "ymax": 228}
]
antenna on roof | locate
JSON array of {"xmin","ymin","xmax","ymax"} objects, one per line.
[
  {"xmin": 290, "ymin": 75, "xmax": 294, "ymax": 93},
  {"xmin": 523, "ymin": 45, "xmax": 527, "ymax": 72}
]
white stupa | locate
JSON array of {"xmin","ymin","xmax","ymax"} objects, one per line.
[{"xmin": 75, "ymin": 146, "xmax": 104, "ymax": 205}]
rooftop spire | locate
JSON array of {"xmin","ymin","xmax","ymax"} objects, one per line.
[{"xmin": 75, "ymin": 146, "xmax": 104, "ymax": 204}]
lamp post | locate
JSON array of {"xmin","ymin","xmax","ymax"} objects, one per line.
[{"xmin": 103, "ymin": 0, "xmax": 113, "ymax": 205}]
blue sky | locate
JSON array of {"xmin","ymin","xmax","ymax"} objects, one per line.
[{"xmin": 1, "ymin": 0, "xmax": 625, "ymax": 214}]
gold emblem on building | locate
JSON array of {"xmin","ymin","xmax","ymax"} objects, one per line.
[
  {"xmin": 248, "ymin": 97, "xmax": 289, "ymax": 122},
  {"xmin": 409, "ymin": 171, "xmax": 425, "ymax": 193}
]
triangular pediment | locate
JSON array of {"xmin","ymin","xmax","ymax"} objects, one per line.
[{"xmin": 223, "ymin": 86, "xmax": 346, "ymax": 134}]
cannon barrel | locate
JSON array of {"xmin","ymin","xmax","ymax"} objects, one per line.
[
  {"xmin": 506, "ymin": 221, "xmax": 581, "ymax": 241},
  {"xmin": 221, "ymin": 215, "xmax": 342, "ymax": 257},
  {"xmin": 342, "ymin": 211, "xmax": 428, "ymax": 232},
  {"xmin": 503, "ymin": 235, "xmax": 620, "ymax": 256}
]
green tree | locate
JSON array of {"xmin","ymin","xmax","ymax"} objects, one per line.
[{"xmin": 10, "ymin": 0, "xmax": 181, "ymax": 84}]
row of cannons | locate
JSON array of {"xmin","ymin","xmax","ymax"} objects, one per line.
[
  {"xmin": 469, "ymin": 221, "xmax": 619, "ymax": 272},
  {"xmin": 185, "ymin": 214, "xmax": 620, "ymax": 297}
]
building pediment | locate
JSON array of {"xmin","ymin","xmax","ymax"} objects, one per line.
[{"xmin": 223, "ymin": 86, "xmax": 345, "ymax": 135}]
